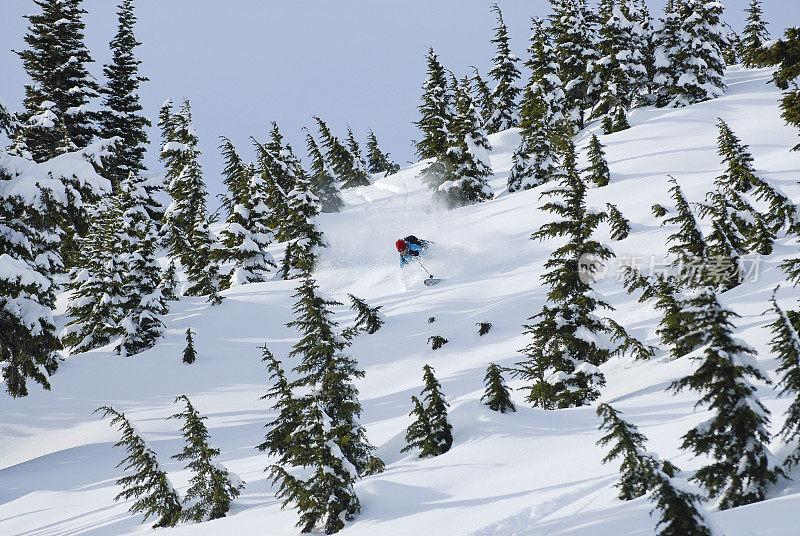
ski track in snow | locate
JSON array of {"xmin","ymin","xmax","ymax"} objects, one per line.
[{"xmin": 3, "ymin": 67, "xmax": 800, "ymax": 536}]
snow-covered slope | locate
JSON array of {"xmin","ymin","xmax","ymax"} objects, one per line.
[{"xmin": 3, "ymin": 66, "xmax": 800, "ymax": 536}]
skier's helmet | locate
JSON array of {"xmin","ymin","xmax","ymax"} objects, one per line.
[{"xmin": 396, "ymin": 239, "xmax": 407, "ymax": 252}]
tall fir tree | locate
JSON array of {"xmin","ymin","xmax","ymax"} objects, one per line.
[
  {"xmin": 114, "ymin": 172, "xmax": 169, "ymax": 356},
  {"xmin": 269, "ymin": 392, "xmax": 361, "ymax": 534},
  {"xmin": 402, "ymin": 364, "xmax": 454, "ymax": 457},
  {"xmin": 761, "ymin": 27, "xmax": 800, "ymax": 151},
  {"xmin": 15, "ymin": 0, "xmax": 99, "ymax": 162},
  {"xmin": 481, "ymin": 363, "xmax": 516, "ymax": 413},
  {"xmin": 514, "ymin": 141, "xmax": 621, "ymax": 409},
  {"xmin": 670, "ymin": 0, "xmax": 727, "ymax": 106},
  {"xmin": 365, "ymin": 129, "xmax": 400, "ymax": 176},
  {"xmin": 696, "ymin": 189, "xmax": 745, "ymax": 291},
  {"xmin": 279, "ymin": 172, "xmax": 325, "ymax": 279},
  {"xmin": 0, "ymin": 154, "xmax": 62, "ymax": 396},
  {"xmin": 767, "ymin": 292, "xmax": 800, "ymax": 468},
  {"xmin": 741, "ymin": 0, "xmax": 770, "ymax": 68},
  {"xmin": 414, "ymin": 48, "xmax": 455, "ymax": 160},
  {"xmin": 182, "ymin": 214, "xmax": 224, "ymax": 304},
  {"xmin": 652, "ymin": 0, "xmax": 685, "ymax": 107},
  {"xmin": 311, "ymin": 116, "xmax": 367, "ymax": 189},
  {"xmin": 662, "ymin": 176, "xmax": 706, "ymax": 287},
  {"xmin": 97, "ymin": 0, "xmax": 151, "ymax": 192},
  {"xmin": 159, "ymin": 100, "xmax": 222, "ymax": 301},
  {"xmin": 470, "ymin": 66, "xmax": 495, "ymax": 127},
  {"xmin": 304, "ymin": 128, "xmax": 344, "ymax": 212},
  {"xmin": 96, "ymin": 406, "xmax": 182, "ymax": 528},
  {"xmin": 485, "ymin": 4, "xmax": 522, "ymax": 133},
  {"xmin": 159, "ymin": 100, "xmax": 210, "ymax": 271},
  {"xmin": 217, "ymin": 138, "xmax": 277, "ymax": 287},
  {"xmin": 422, "ymin": 77, "xmax": 493, "ymax": 209},
  {"xmin": 343, "ymin": 127, "xmax": 371, "ymax": 187},
  {"xmin": 596, "ymin": 404, "xmax": 720, "ymax": 536},
  {"xmin": 264, "ymin": 276, "xmax": 380, "ymax": 533},
  {"xmin": 170, "ymin": 395, "xmax": 243, "ymax": 522},
  {"xmin": 590, "ymin": 0, "xmax": 649, "ymax": 132},
  {"xmin": 283, "ymin": 276, "xmax": 379, "ymax": 475},
  {"xmin": 597, "ymin": 403, "xmax": 661, "ymax": 500},
  {"xmin": 61, "ymin": 198, "xmax": 128, "ymax": 354},
  {"xmin": 548, "ymin": 0, "xmax": 599, "ymax": 129},
  {"xmin": 671, "ymin": 287, "xmax": 785, "ymax": 509},
  {"xmin": 507, "ymin": 18, "xmax": 564, "ymax": 192}
]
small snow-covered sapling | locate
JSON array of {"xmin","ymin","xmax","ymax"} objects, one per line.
[
  {"xmin": 428, "ymin": 335, "xmax": 448, "ymax": 350},
  {"xmin": 183, "ymin": 328, "xmax": 197, "ymax": 364},
  {"xmin": 476, "ymin": 322, "xmax": 492, "ymax": 336},
  {"xmin": 401, "ymin": 365, "xmax": 453, "ymax": 457},
  {"xmin": 481, "ymin": 364, "xmax": 515, "ymax": 413}
]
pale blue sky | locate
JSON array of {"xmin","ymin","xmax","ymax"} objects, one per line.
[{"xmin": 0, "ymin": 0, "xmax": 794, "ymax": 203}]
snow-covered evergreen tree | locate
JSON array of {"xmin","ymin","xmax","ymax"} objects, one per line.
[
  {"xmin": 348, "ymin": 294, "xmax": 384, "ymax": 335},
  {"xmin": 548, "ymin": 0, "xmax": 599, "ymax": 129},
  {"xmin": 365, "ymin": 129, "xmax": 400, "ymax": 176},
  {"xmin": 761, "ymin": 27, "xmax": 800, "ymax": 151},
  {"xmin": 671, "ymin": 287, "xmax": 785, "ymax": 509},
  {"xmin": 652, "ymin": 0, "xmax": 684, "ymax": 107},
  {"xmin": 182, "ymin": 215, "xmax": 224, "ymax": 304},
  {"xmin": 61, "ymin": 198, "xmax": 128, "ymax": 354},
  {"xmin": 170, "ymin": 395, "xmax": 243, "ymax": 522},
  {"xmin": 264, "ymin": 276, "xmax": 381, "ymax": 532},
  {"xmin": 183, "ymin": 328, "xmax": 196, "ymax": 364},
  {"xmin": 97, "ymin": 0, "xmax": 150, "ymax": 192},
  {"xmin": 96, "ymin": 406, "xmax": 182, "ymax": 528},
  {"xmin": 662, "ymin": 176, "xmax": 706, "ymax": 287},
  {"xmin": 160, "ymin": 260, "xmax": 179, "ymax": 302},
  {"xmin": 343, "ymin": 127, "xmax": 371, "ymax": 187},
  {"xmin": 767, "ymin": 292, "xmax": 800, "ymax": 468},
  {"xmin": 414, "ymin": 48, "xmax": 455, "ymax": 160},
  {"xmin": 596, "ymin": 404, "xmax": 719, "ymax": 536},
  {"xmin": 741, "ymin": 0, "xmax": 770, "ymax": 68},
  {"xmin": 514, "ymin": 141, "xmax": 620, "ymax": 409},
  {"xmin": 217, "ymin": 138, "xmax": 276, "ymax": 287},
  {"xmin": 304, "ymin": 128, "xmax": 344, "ymax": 213},
  {"xmin": 402, "ymin": 364, "xmax": 453, "ymax": 457},
  {"xmin": 481, "ymin": 363, "xmax": 516, "ymax": 413},
  {"xmin": 696, "ymin": 189, "xmax": 745, "ymax": 291},
  {"xmin": 485, "ymin": 4, "xmax": 522, "ymax": 133},
  {"xmin": 590, "ymin": 0, "xmax": 649, "ymax": 132},
  {"xmin": 670, "ymin": 0, "xmax": 727, "ymax": 106},
  {"xmin": 584, "ymin": 134, "xmax": 611, "ymax": 187},
  {"xmin": 422, "ymin": 77, "xmax": 493, "ymax": 209},
  {"xmin": 507, "ymin": 18, "xmax": 564, "ymax": 192},
  {"xmin": 15, "ymin": 0, "xmax": 99, "ymax": 162},
  {"xmin": 269, "ymin": 392, "xmax": 361, "ymax": 534},
  {"xmin": 285, "ymin": 277, "xmax": 379, "ymax": 474},
  {"xmin": 596, "ymin": 403, "xmax": 659, "ymax": 500},
  {"xmin": 279, "ymin": 172, "xmax": 325, "ymax": 279},
  {"xmin": 159, "ymin": 100, "xmax": 211, "ymax": 271},
  {"xmin": 606, "ymin": 203, "xmax": 631, "ymax": 240},
  {"xmin": 114, "ymin": 172, "xmax": 169, "ymax": 356},
  {"xmin": 0, "ymin": 148, "xmax": 67, "ymax": 395},
  {"xmin": 470, "ymin": 66, "xmax": 495, "ymax": 127}
]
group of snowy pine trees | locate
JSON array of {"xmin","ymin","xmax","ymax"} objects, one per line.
[
  {"xmin": 413, "ymin": 1, "xmax": 789, "ymax": 208},
  {"xmin": 1, "ymin": 0, "xmax": 402, "ymax": 397}
]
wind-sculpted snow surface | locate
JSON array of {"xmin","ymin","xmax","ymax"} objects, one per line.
[{"xmin": 2, "ymin": 68, "xmax": 800, "ymax": 535}]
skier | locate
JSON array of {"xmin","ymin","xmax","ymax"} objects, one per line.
[{"xmin": 396, "ymin": 235, "xmax": 430, "ymax": 267}]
